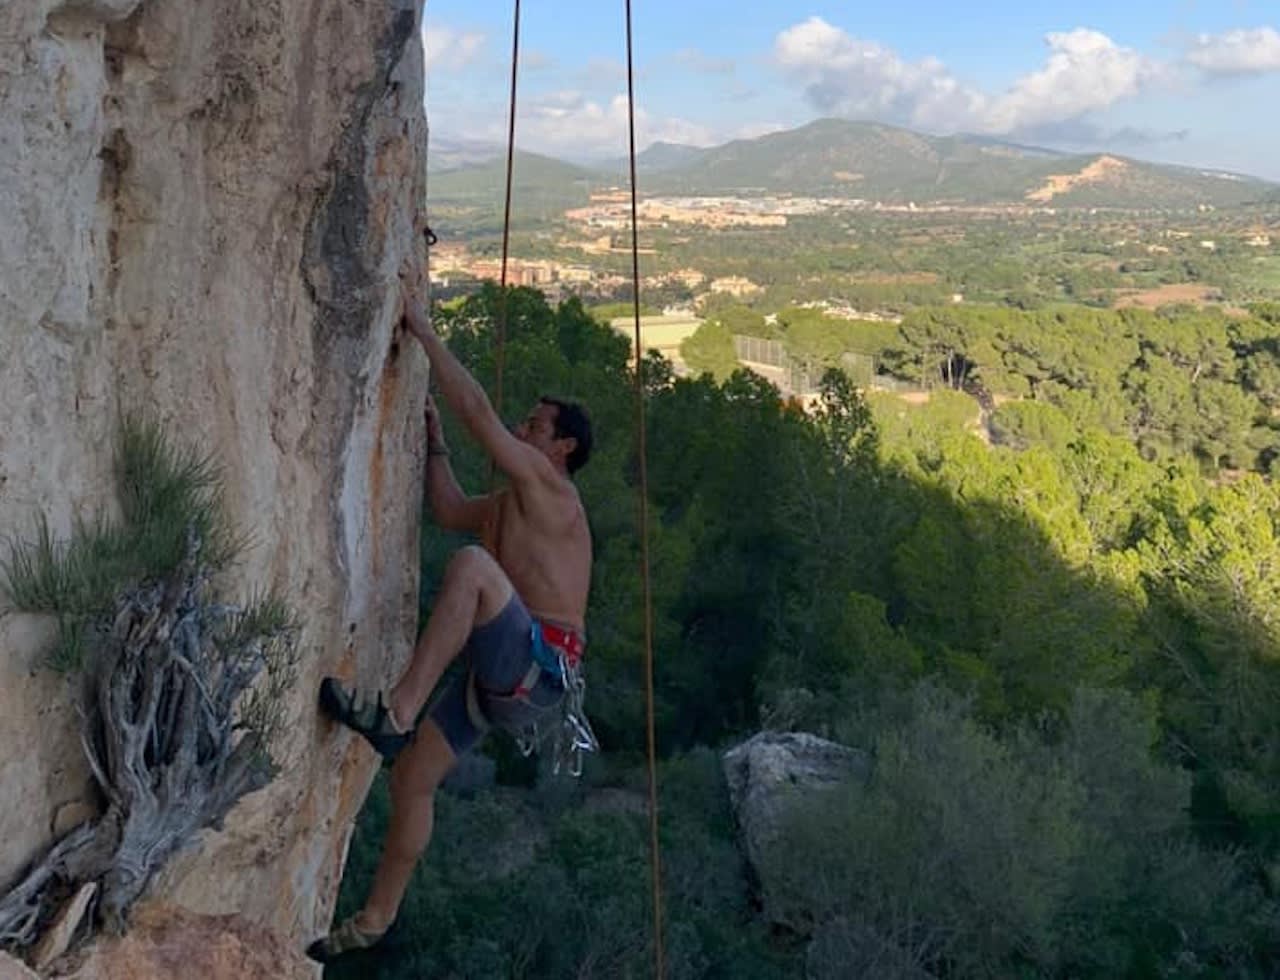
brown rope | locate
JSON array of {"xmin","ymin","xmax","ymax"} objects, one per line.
[
  {"xmin": 489, "ymin": 4, "xmax": 665, "ymax": 973},
  {"xmin": 624, "ymin": 1, "xmax": 665, "ymax": 975},
  {"xmin": 495, "ymin": 0, "xmax": 522, "ymax": 425}
]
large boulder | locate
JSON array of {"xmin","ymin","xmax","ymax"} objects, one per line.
[
  {"xmin": 722, "ymin": 732, "xmax": 869, "ymax": 928},
  {"xmin": 1, "ymin": 0, "xmax": 428, "ymax": 956}
]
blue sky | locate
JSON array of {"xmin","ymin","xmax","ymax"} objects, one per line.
[{"xmin": 421, "ymin": 1, "xmax": 1280, "ymax": 180}]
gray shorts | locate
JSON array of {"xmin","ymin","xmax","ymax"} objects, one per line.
[{"xmin": 426, "ymin": 593, "xmax": 565, "ymax": 756}]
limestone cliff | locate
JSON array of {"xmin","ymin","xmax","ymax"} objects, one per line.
[{"xmin": 0, "ymin": 0, "xmax": 428, "ymax": 966}]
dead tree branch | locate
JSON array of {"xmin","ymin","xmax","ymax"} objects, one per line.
[{"xmin": 0, "ymin": 535, "xmax": 295, "ymax": 952}]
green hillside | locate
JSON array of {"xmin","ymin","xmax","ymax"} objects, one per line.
[
  {"xmin": 430, "ymin": 119, "xmax": 1277, "ymax": 211},
  {"xmin": 642, "ymin": 119, "xmax": 1275, "ymax": 206},
  {"xmin": 429, "ymin": 150, "xmax": 600, "ymax": 232}
]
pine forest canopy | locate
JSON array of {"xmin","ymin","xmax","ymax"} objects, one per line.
[
  {"xmin": 343, "ymin": 45, "xmax": 1280, "ymax": 977},
  {"xmin": 333, "ymin": 283, "xmax": 1280, "ymax": 978}
]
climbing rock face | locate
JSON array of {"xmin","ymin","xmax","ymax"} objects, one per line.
[
  {"xmin": 0, "ymin": 0, "xmax": 427, "ymax": 959},
  {"xmin": 0, "ymin": 951, "xmax": 41, "ymax": 980},
  {"xmin": 47, "ymin": 905, "xmax": 312, "ymax": 979},
  {"xmin": 722, "ymin": 732, "xmax": 869, "ymax": 929}
]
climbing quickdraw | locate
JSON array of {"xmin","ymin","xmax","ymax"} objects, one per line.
[
  {"xmin": 513, "ymin": 626, "xmax": 598, "ymax": 776},
  {"xmin": 463, "ymin": 622, "xmax": 598, "ymax": 776}
]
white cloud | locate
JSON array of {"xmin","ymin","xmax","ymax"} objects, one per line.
[
  {"xmin": 985, "ymin": 29, "xmax": 1161, "ymax": 132},
  {"xmin": 671, "ymin": 48, "xmax": 737, "ymax": 76},
  {"xmin": 774, "ymin": 18, "xmax": 983, "ymax": 131},
  {"xmin": 1186, "ymin": 27, "xmax": 1280, "ymax": 77},
  {"xmin": 427, "ymin": 90, "xmax": 732, "ymax": 159},
  {"xmin": 578, "ymin": 57, "xmax": 628, "ymax": 87},
  {"xmin": 522, "ymin": 50, "xmax": 557, "ymax": 72},
  {"xmin": 731, "ymin": 121, "xmax": 789, "ymax": 141},
  {"xmin": 773, "ymin": 17, "xmax": 1161, "ymax": 137},
  {"xmin": 422, "ymin": 25, "xmax": 486, "ymax": 73},
  {"xmin": 516, "ymin": 92, "xmax": 717, "ymax": 158}
]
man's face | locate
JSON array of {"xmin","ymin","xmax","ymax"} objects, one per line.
[{"xmin": 515, "ymin": 402, "xmax": 564, "ymax": 459}]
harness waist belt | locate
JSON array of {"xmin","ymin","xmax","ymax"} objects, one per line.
[{"xmin": 532, "ymin": 620, "xmax": 585, "ymax": 670}]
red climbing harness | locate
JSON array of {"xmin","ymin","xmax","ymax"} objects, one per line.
[
  {"xmin": 537, "ymin": 619, "xmax": 585, "ymax": 666},
  {"xmin": 463, "ymin": 617, "xmax": 598, "ymax": 774}
]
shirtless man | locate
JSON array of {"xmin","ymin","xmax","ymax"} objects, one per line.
[{"xmin": 307, "ymin": 281, "xmax": 593, "ymax": 963}]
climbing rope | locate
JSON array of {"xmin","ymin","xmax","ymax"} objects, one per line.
[
  {"xmin": 488, "ymin": 2, "xmax": 665, "ymax": 973},
  {"xmin": 494, "ymin": 0, "xmax": 521, "ymax": 425},
  {"xmin": 624, "ymin": 1, "xmax": 666, "ymax": 975}
]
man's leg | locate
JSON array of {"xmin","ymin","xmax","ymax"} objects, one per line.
[
  {"xmin": 308, "ymin": 548, "xmax": 514, "ymax": 960},
  {"xmin": 356, "ymin": 719, "xmax": 456, "ymax": 932},
  {"xmin": 388, "ymin": 544, "xmax": 512, "ymax": 731}
]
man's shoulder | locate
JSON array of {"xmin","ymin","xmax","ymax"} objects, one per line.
[{"xmin": 510, "ymin": 471, "xmax": 582, "ymax": 522}]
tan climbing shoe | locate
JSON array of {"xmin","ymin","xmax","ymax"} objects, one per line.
[{"xmin": 305, "ymin": 913, "xmax": 393, "ymax": 964}]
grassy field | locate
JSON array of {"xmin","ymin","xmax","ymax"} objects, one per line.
[
  {"xmin": 1113, "ymin": 283, "xmax": 1224, "ymax": 309},
  {"xmin": 1242, "ymin": 255, "xmax": 1280, "ymax": 294}
]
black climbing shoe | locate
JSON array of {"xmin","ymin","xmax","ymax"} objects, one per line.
[
  {"xmin": 305, "ymin": 914, "xmax": 396, "ymax": 964},
  {"xmin": 318, "ymin": 677, "xmax": 412, "ymax": 761}
]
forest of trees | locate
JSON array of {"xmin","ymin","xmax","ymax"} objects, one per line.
[
  {"xmin": 332, "ymin": 284, "xmax": 1280, "ymax": 978},
  {"xmin": 888, "ymin": 302, "xmax": 1280, "ymax": 473},
  {"xmin": 683, "ymin": 300, "xmax": 1280, "ymax": 476}
]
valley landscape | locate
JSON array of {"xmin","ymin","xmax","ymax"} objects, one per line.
[
  {"xmin": 6, "ymin": 1, "xmax": 1280, "ymax": 974},
  {"xmin": 428, "ymin": 118, "xmax": 1280, "ymax": 331},
  {"xmin": 325, "ymin": 118, "xmax": 1280, "ymax": 978}
]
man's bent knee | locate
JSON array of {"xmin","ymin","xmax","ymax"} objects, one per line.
[
  {"xmin": 445, "ymin": 545, "xmax": 513, "ymax": 620},
  {"xmin": 446, "ymin": 545, "xmax": 503, "ymax": 585}
]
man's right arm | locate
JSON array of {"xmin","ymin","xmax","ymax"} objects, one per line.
[{"xmin": 423, "ymin": 393, "xmax": 490, "ymax": 533}]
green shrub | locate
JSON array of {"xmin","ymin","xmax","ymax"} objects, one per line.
[
  {"xmin": 0, "ymin": 416, "xmax": 299, "ymax": 949},
  {"xmin": 331, "ymin": 752, "xmax": 795, "ymax": 979},
  {"xmin": 989, "ymin": 400, "xmax": 1079, "ymax": 451},
  {"xmin": 2, "ymin": 415, "xmax": 246, "ymax": 670},
  {"xmin": 771, "ymin": 685, "xmax": 1278, "ymax": 978}
]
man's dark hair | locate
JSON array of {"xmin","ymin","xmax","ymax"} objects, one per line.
[{"xmin": 541, "ymin": 396, "xmax": 592, "ymax": 474}]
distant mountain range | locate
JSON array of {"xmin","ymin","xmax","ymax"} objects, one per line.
[
  {"xmin": 428, "ymin": 137, "xmax": 505, "ymax": 171},
  {"xmin": 430, "ymin": 118, "xmax": 1278, "ymax": 210}
]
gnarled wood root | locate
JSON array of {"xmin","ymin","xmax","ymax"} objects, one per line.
[{"xmin": 0, "ymin": 542, "xmax": 284, "ymax": 953}]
